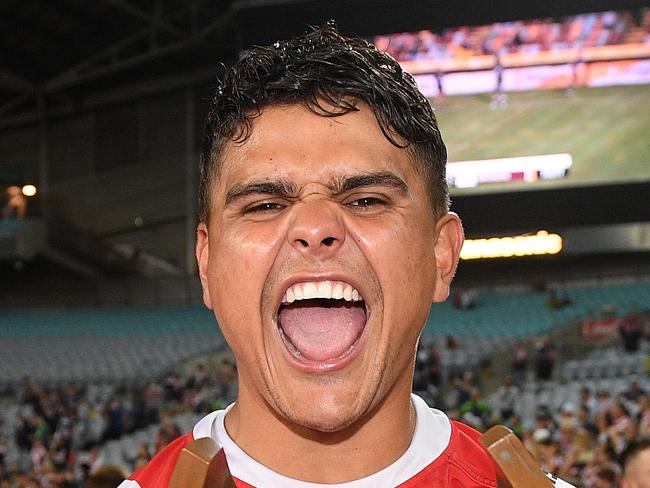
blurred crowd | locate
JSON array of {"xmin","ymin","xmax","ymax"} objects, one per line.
[
  {"xmin": 0, "ymin": 361, "xmax": 237, "ymax": 487},
  {"xmin": 501, "ymin": 378, "xmax": 649, "ymax": 487},
  {"xmin": 415, "ymin": 335, "xmax": 650, "ymax": 488},
  {"xmin": 375, "ymin": 9, "xmax": 650, "ymax": 62},
  {"xmin": 1, "ymin": 334, "xmax": 648, "ymax": 487}
]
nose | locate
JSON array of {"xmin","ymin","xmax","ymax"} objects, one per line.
[{"xmin": 287, "ymin": 200, "xmax": 345, "ymax": 257}]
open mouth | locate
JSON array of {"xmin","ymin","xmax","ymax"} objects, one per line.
[{"xmin": 277, "ymin": 280, "xmax": 367, "ymax": 364}]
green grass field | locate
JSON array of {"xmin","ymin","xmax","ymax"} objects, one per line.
[{"xmin": 433, "ymin": 84, "xmax": 650, "ymax": 195}]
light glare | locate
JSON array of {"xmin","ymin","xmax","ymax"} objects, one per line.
[
  {"xmin": 22, "ymin": 185, "xmax": 37, "ymax": 197},
  {"xmin": 460, "ymin": 230, "xmax": 563, "ymax": 260}
]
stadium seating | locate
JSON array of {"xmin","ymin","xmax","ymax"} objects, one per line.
[
  {"xmin": 0, "ymin": 307, "xmax": 224, "ymax": 390},
  {"xmin": 490, "ymin": 344, "xmax": 650, "ymax": 427},
  {"xmin": 424, "ymin": 280, "xmax": 650, "ymax": 338},
  {"xmin": 1, "ymin": 280, "xmax": 647, "ymax": 391},
  {"xmin": 100, "ymin": 411, "xmax": 202, "ymax": 467},
  {"xmin": 562, "ymin": 348, "xmax": 648, "ymax": 381}
]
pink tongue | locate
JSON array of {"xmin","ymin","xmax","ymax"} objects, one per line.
[{"xmin": 279, "ymin": 301, "xmax": 366, "ymax": 362}]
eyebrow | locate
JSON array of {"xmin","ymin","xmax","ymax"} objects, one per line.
[
  {"xmin": 224, "ymin": 170, "xmax": 409, "ymax": 205},
  {"xmin": 331, "ymin": 171, "xmax": 409, "ymax": 196},
  {"xmin": 225, "ymin": 179, "xmax": 299, "ymax": 205}
]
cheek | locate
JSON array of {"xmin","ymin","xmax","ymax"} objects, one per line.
[
  {"xmin": 210, "ymin": 224, "xmax": 282, "ymax": 278},
  {"xmin": 351, "ymin": 218, "xmax": 436, "ymax": 298},
  {"xmin": 208, "ymin": 225, "xmax": 284, "ymax": 326},
  {"xmin": 350, "ymin": 216, "xmax": 436, "ymax": 360}
]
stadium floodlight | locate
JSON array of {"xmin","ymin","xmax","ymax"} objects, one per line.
[
  {"xmin": 460, "ymin": 230, "xmax": 563, "ymax": 260},
  {"xmin": 21, "ymin": 184, "xmax": 37, "ymax": 197}
]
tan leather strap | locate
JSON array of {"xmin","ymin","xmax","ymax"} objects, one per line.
[
  {"xmin": 169, "ymin": 438, "xmax": 237, "ymax": 488},
  {"xmin": 480, "ymin": 425, "xmax": 553, "ymax": 488}
]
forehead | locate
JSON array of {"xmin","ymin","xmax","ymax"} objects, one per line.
[{"xmin": 215, "ymin": 104, "xmax": 417, "ymax": 188}]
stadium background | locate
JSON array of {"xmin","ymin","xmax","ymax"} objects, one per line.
[{"xmin": 0, "ymin": 0, "xmax": 649, "ymax": 486}]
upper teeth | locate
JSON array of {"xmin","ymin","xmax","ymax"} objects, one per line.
[{"xmin": 282, "ymin": 281, "xmax": 363, "ymax": 304}]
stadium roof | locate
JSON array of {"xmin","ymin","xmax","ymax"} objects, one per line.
[{"xmin": 1, "ymin": 0, "xmax": 646, "ymax": 127}]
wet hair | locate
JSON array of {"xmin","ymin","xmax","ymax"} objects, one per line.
[
  {"xmin": 198, "ymin": 21, "xmax": 448, "ymax": 223},
  {"xmin": 620, "ymin": 436, "xmax": 650, "ymax": 473}
]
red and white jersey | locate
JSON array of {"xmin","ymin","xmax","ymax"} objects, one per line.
[{"xmin": 119, "ymin": 395, "xmax": 570, "ymax": 488}]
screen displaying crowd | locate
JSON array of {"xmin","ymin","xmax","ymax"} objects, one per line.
[{"xmin": 374, "ymin": 9, "xmax": 650, "ymax": 61}]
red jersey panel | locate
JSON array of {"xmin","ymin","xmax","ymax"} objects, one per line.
[{"xmin": 122, "ymin": 419, "xmax": 496, "ymax": 488}]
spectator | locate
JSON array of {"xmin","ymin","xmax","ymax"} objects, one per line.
[
  {"xmin": 414, "ymin": 341, "xmax": 442, "ymax": 391},
  {"xmin": 534, "ymin": 336, "xmax": 557, "ymax": 381},
  {"xmin": 129, "ymin": 387, "xmax": 147, "ymax": 431},
  {"xmin": 636, "ymin": 393, "xmax": 650, "ymax": 435},
  {"xmin": 578, "ymin": 403, "xmax": 599, "ymax": 437},
  {"xmin": 154, "ymin": 413, "xmax": 181, "ymax": 454},
  {"xmin": 186, "ymin": 364, "xmax": 209, "ymax": 390},
  {"xmin": 536, "ymin": 435, "xmax": 564, "ymax": 478},
  {"xmin": 620, "ymin": 319, "xmax": 644, "ymax": 353},
  {"xmin": 215, "ymin": 360, "xmax": 237, "ymax": 404},
  {"xmin": 459, "ymin": 387, "xmax": 491, "ymax": 430},
  {"xmin": 582, "ymin": 444, "xmax": 621, "ymax": 487},
  {"xmin": 494, "ymin": 375, "xmax": 520, "ymax": 420},
  {"xmin": 132, "ymin": 443, "xmax": 151, "ymax": 472},
  {"xmin": 607, "ymin": 401, "xmax": 634, "ymax": 454},
  {"xmin": 453, "ymin": 288, "xmax": 478, "ymax": 309},
  {"xmin": 14, "ymin": 413, "xmax": 34, "ymax": 451},
  {"xmin": 3, "ymin": 186, "xmax": 27, "ymax": 219},
  {"xmin": 561, "ymin": 428, "xmax": 595, "ymax": 482},
  {"xmin": 143, "ymin": 381, "xmax": 162, "ymax": 425},
  {"xmin": 545, "ymin": 289, "xmax": 572, "ymax": 310},
  {"xmin": 162, "ymin": 373, "xmax": 183, "ymax": 403},
  {"xmin": 86, "ymin": 465, "xmax": 128, "ymax": 488},
  {"xmin": 510, "ymin": 342, "xmax": 529, "ymax": 386},
  {"xmin": 594, "ymin": 467, "xmax": 618, "ymax": 488},
  {"xmin": 29, "ymin": 439, "xmax": 47, "ymax": 471},
  {"xmin": 450, "ymin": 370, "xmax": 476, "ymax": 410},
  {"xmin": 623, "ymin": 376, "xmax": 646, "ymax": 402},
  {"xmin": 597, "ymin": 390, "xmax": 614, "ymax": 418},
  {"xmin": 581, "ymin": 387, "xmax": 599, "ymax": 421},
  {"xmin": 103, "ymin": 399, "xmax": 126, "ymax": 441}
]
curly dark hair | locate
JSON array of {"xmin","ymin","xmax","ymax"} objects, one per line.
[{"xmin": 198, "ymin": 21, "xmax": 449, "ymax": 223}]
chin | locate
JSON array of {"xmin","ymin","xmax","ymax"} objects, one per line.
[
  {"xmin": 286, "ymin": 406, "xmax": 360, "ymax": 433},
  {"xmin": 277, "ymin": 388, "xmax": 368, "ymax": 434}
]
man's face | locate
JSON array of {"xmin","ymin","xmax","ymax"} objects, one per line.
[{"xmin": 197, "ymin": 103, "xmax": 462, "ymax": 432}]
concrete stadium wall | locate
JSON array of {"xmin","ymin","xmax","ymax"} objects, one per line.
[{"xmin": 0, "ymin": 88, "xmax": 211, "ymax": 272}]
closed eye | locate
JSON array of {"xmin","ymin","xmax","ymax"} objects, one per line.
[
  {"xmin": 345, "ymin": 196, "xmax": 387, "ymax": 209},
  {"xmin": 244, "ymin": 201, "xmax": 287, "ymax": 214}
]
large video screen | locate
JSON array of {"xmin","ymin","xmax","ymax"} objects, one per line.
[
  {"xmin": 374, "ymin": 9, "xmax": 650, "ymax": 194},
  {"xmin": 436, "ymin": 84, "xmax": 650, "ymax": 195}
]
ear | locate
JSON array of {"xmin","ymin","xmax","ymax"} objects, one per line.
[
  {"xmin": 432, "ymin": 212, "xmax": 464, "ymax": 303},
  {"xmin": 196, "ymin": 223, "xmax": 214, "ymax": 310}
]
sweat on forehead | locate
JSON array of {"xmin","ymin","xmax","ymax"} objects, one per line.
[{"xmin": 197, "ymin": 23, "xmax": 449, "ymax": 223}]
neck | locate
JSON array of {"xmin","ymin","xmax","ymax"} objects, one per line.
[{"xmin": 224, "ymin": 379, "xmax": 417, "ymax": 483}]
